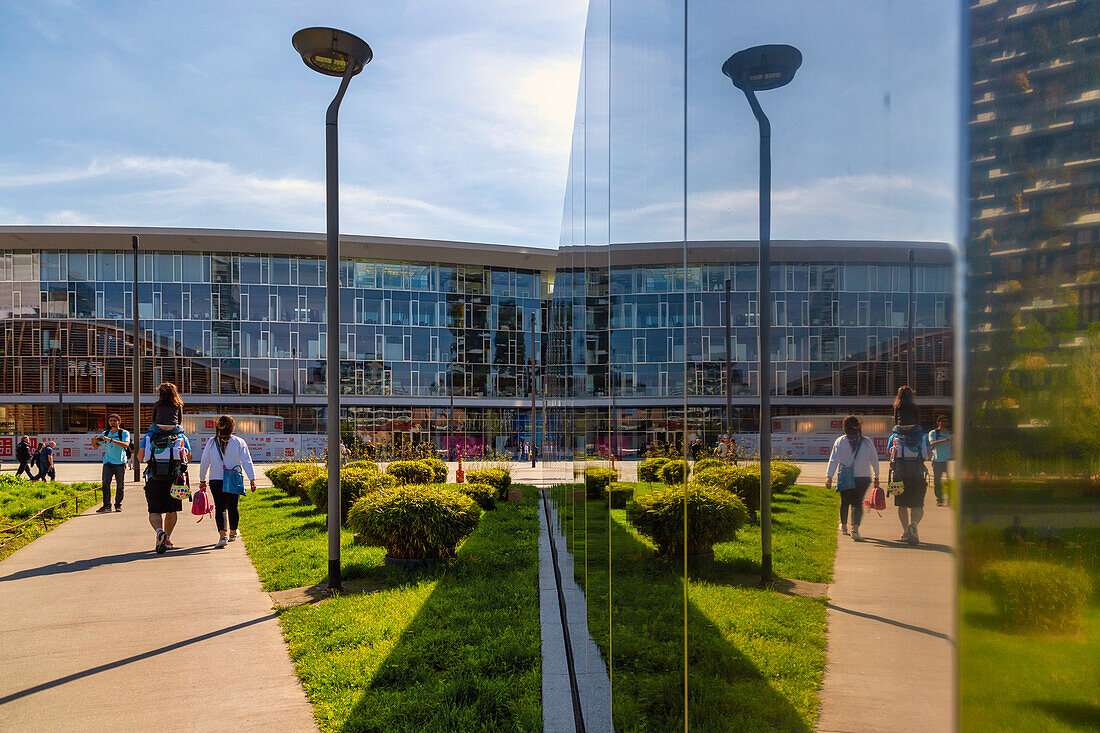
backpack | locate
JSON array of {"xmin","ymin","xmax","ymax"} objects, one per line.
[
  {"xmin": 890, "ymin": 425, "xmax": 926, "ymax": 462},
  {"xmin": 864, "ymin": 484, "xmax": 886, "ymax": 513},
  {"xmin": 144, "ymin": 432, "xmax": 184, "ymax": 482},
  {"xmin": 191, "ymin": 485, "xmax": 213, "ymax": 521}
]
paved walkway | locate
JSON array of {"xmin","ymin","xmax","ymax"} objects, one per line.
[
  {"xmin": 814, "ymin": 460, "xmax": 956, "ymax": 733},
  {"xmin": 0, "ymin": 478, "xmax": 316, "ymax": 731}
]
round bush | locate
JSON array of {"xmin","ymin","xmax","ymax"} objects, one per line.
[
  {"xmin": 584, "ymin": 466, "xmax": 619, "ymax": 499},
  {"xmin": 343, "ymin": 459, "xmax": 380, "ymax": 474},
  {"xmin": 638, "ymin": 457, "xmax": 669, "ymax": 482},
  {"xmin": 626, "ymin": 483, "xmax": 749, "ymax": 556},
  {"xmin": 347, "ymin": 484, "xmax": 481, "ymax": 560},
  {"xmin": 694, "ymin": 465, "xmax": 737, "ymax": 492},
  {"xmin": 658, "ymin": 460, "xmax": 690, "ymax": 486},
  {"xmin": 385, "ymin": 460, "xmax": 434, "ymax": 485},
  {"xmin": 264, "ymin": 463, "xmax": 299, "ymax": 491},
  {"xmin": 285, "ymin": 465, "xmax": 325, "ymax": 499},
  {"xmin": 454, "ymin": 482, "xmax": 496, "ymax": 510},
  {"xmin": 606, "ymin": 482, "xmax": 634, "ymax": 509},
  {"xmin": 692, "ymin": 457, "xmax": 724, "ymax": 474},
  {"xmin": 465, "ymin": 468, "xmax": 512, "ymax": 499},
  {"xmin": 771, "ymin": 461, "xmax": 801, "ymax": 492},
  {"xmin": 982, "ymin": 560, "xmax": 1093, "ymax": 632},
  {"xmin": 421, "ymin": 457, "xmax": 448, "ymax": 484},
  {"xmin": 307, "ymin": 467, "xmax": 394, "ymax": 519}
]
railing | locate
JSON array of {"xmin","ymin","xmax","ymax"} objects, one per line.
[{"xmin": 0, "ymin": 487, "xmax": 100, "ymax": 552}]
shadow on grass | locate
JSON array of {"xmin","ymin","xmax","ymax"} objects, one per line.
[
  {"xmin": 551, "ymin": 487, "xmax": 817, "ymax": 732},
  {"xmin": 311, "ymin": 489, "xmax": 543, "ymax": 732},
  {"xmin": 1028, "ymin": 700, "xmax": 1100, "ymax": 728}
]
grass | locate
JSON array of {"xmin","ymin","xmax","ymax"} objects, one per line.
[
  {"xmin": 550, "ymin": 482, "xmax": 836, "ymax": 731},
  {"xmin": 238, "ymin": 484, "xmax": 542, "ymax": 732},
  {"xmin": 959, "ymin": 527, "xmax": 1100, "ymax": 732},
  {"xmin": 0, "ymin": 476, "xmax": 101, "ymax": 561}
]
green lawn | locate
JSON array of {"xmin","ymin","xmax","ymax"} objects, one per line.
[
  {"xmin": 550, "ymin": 482, "xmax": 836, "ymax": 731},
  {"xmin": 959, "ymin": 527, "xmax": 1100, "ymax": 732},
  {"xmin": 238, "ymin": 484, "xmax": 542, "ymax": 732},
  {"xmin": 0, "ymin": 476, "xmax": 101, "ymax": 561}
]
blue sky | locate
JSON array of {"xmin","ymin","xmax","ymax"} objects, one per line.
[{"xmin": 0, "ymin": 1, "xmax": 959, "ymax": 248}]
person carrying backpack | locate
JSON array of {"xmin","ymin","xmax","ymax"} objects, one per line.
[
  {"xmin": 825, "ymin": 415, "xmax": 880, "ymax": 542},
  {"xmin": 35, "ymin": 441, "xmax": 56, "ymax": 482},
  {"xmin": 15, "ymin": 435, "xmax": 34, "ymax": 479},
  {"xmin": 928, "ymin": 415, "xmax": 952, "ymax": 507},
  {"xmin": 92, "ymin": 414, "xmax": 130, "ymax": 513},
  {"xmin": 889, "ymin": 386, "xmax": 931, "ymax": 545},
  {"xmin": 138, "ymin": 426, "xmax": 191, "ymax": 554}
]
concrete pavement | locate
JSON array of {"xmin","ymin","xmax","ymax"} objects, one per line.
[
  {"xmin": 0, "ymin": 477, "xmax": 316, "ymax": 732},
  {"xmin": 815, "ymin": 460, "xmax": 956, "ymax": 733}
]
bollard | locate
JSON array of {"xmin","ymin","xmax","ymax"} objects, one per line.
[{"xmin": 456, "ymin": 456, "xmax": 465, "ymax": 484}]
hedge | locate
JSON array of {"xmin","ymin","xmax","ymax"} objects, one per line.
[
  {"xmin": 306, "ymin": 467, "xmax": 395, "ymax": 519},
  {"xmin": 343, "ymin": 459, "xmax": 381, "ymax": 474},
  {"xmin": 638, "ymin": 457, "xmax": 669, "ymax": 482},
  {"xmin": 385, "ymin": 460, "xmax": 434, "ymax": 486},
  {"xmin": 692, "ymin": 457, "xmax": 724, "ymax": 474},
  {"xmin": 982, "ymin": 560, "xmax": 1093, "ymax": 633},
  {"xmin": 584, "ymin": 466, "xmax": 619, "ymax": 499},
  {"xmin": 453, "ymin": 482, "xmax": 496, "ymax": 510},
  {"xmin": 658, "ymin": 459, "xmax": 690, "ymax": 486},
  {"xmin": 347, "ymin": 484, "xmax": 481, "ymax": 560},
  {"xmin": 465, "ymin": 468, "xmax": 512, "ymax": 499},
  {"xmin": 606, "ymin": 482, "xmax": 634, "ymax": 509},
  {"xmin": 771, "ymin": 460, "xmax": 801, "ymax": 492},
  {"xmin": 285, "ymin": 465, "xmax": 326, "ymax": 499},
  {"xmin": 626, "ymin": 482, "xmax": 749, "ymax": 556}
]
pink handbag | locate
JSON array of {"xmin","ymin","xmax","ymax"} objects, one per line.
[{"xmin": 191, "ymin": 487, "xmax": 213, "ymax": 522}]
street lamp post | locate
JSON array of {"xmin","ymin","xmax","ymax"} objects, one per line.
[
  {"xmin": 722, "ymin": 44, "xmax": 802, "ymax": 585},
  {"xmin": 907, "ymin": 248, "xmax": 915, "ymax": 390},
  {"xmin": 291, "ymin": 347, "xmax": 298, "ymax": 435},
  {"xmin": 530, "ymin": 311, "xmax": 537, "ymax": 468},
  {"xmin": 724, "ymin": 277, "xmax": 734, "ymax": 451},
  {"xmin": 132, "ymin": 235, "xmax": 140, "ymax": 482},
  {"xmin": 293, "ymin": 26, "xmax": 372, "ymax": 593},
  {"xmin": 449, "ymin": 342, "xmax": 456, "ymax": 460}
]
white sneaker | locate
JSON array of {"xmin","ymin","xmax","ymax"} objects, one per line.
[
  {"xmin": 851, "ymin": 527, "xmax": 862, "ymax": 541},
  {"xmin": 215, "ymin": 537, "xmax": 228, "ymax": 549},
  {"xmin": 228, "ymin": 533, "xmax": 239, "ymax": 542},
  {"xmin": 908, "ymin": 523, "xmax": 920, "ymax": 545},
  {"xmin": 838, "ymin": 522, "xmax": 848, "ymax": 535}
]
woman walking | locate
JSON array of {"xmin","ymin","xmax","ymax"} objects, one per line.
[
  {"xmin": 198, "ymin": 415, "xmax": 256, "ymax": 549},
  {"xmin": 890, "ymin": 386, "xmax": 931, "ymax": 544},
  {"xmin": 825, "ymin": 415, "xmax": 879, "ymax": 541}
]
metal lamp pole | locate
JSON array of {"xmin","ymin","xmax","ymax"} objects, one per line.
[
  {"xmin": 449, "ymin": 342, "xmax": 456, "ymax": 460},
  {"xmin": 530, "ymin": 311, "xmax": 537, "ymax": 468},
  {"xmin": 132, "ymin": 235, "xmax": 140, "ymax": 482},
  {"xmin": 723, "ymin": 44, "xmax": 802, "ymax": 585},
  {"xmin": 293, "ymin": 27, "xmax": 372, "ymax": 593},
  {"xmin": 907, "ymin": 248, "xmax": 915, "ymax": 389},
  {"xmin": 724, "ymin": 277, "xmax": 734, "ymax": 451}
]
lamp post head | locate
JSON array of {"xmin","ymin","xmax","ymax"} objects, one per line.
[
  {"xmin": 722, "ymin": 44, "xmax": 801, "ymax": 91},
  {"xmin": 292, "ymin": 27, "xmax": 372, "ymax": 77}
]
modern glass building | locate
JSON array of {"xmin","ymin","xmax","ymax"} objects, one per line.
[{"xmin": 0, "ymin": 227, "xmax": 951, "ymax": 453}]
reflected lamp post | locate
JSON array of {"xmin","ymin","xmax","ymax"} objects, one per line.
[
  {"xmin": 132, "ymin": 236, "xmax": 140, "ymax": 481},
  {"xmin": 293, "ymin": 26, "xmax": 372, "ymax": 593},
  {"xmin": 449, "ymin": 341, "xmax": 456, "ymax": 459},
  {"xmin": 722, "ymin": 44, "xmax": 802, "ymax": 584}
]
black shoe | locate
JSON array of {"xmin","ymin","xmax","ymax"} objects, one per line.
[
  {"xmin": 155, "ymin": 530, "xmax": 168, "ymax": 555},
  {"xmin": 95, "ymin": 506, "xmax": 112, "ymax": 514},
  {"xmin": 114, "ymin": 505, "xmax": 122, "ymax": 512}
]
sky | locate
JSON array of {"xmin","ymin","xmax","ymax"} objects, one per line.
[{"xmin": 0, "ymin": 1, "xmax": 959, "ymax": 249}]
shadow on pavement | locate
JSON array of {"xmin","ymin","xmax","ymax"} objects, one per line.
[
  {"xmin": 828, "ymin": 603, "xmax": 954, "ymax": 643},
  {"xmin": 0, "ymin": 613, "xmax": 276, "ymax": 705},
  {"xmin": 0, "ymin": 545, "xmax": 212, "ymax": 582}
]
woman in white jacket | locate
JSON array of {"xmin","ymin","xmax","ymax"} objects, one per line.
[
  {"xmin": 825, "ymin": 415, "xmax": 879, "ymax": 542},
  {"xmin": 198, "ymin": 415, "xmax": 256, "ymax": 549}
]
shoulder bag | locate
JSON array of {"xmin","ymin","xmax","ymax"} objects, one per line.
[
  {"xmin": 836, "ymin": 437, "xmax": 863, "ymax": 491},
  {"xmin": 214, "ymin": 438, "xmax": 246, "ymax": 495}
]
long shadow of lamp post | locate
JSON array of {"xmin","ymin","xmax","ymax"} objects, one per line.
[
  {"xmin": 722, "ymin": 44, "xmax": 801, "ymax": 585},
  {"xmin": 292, "ymin": 26, "xmax": 372, "ymax": 593}
]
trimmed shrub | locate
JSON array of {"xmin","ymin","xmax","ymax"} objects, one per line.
[
  {"xmin": 606, "ymin": 482, "xmax": 634, "ymax": 509},
  {"xmin": 658, "ymin": 459, "xmax": 690, "ymax": 486},
  {"xmin": 694, "ymin": 465, "xmax": 737, "ymax": 492},
  {"xmin": 307, "ymin": 468, "xmax": 395, "ymax": 519},
  {"xmin": 465, "ymin": 468, "xmax": 512, "ymax": 499},
  {"xmin": 421, "ymin": 457, "xmax": 448, "ymax": 484},
  {"xmin": 982, "ymin": 560, "xmax": 1093, "ymax": 633},
  {"xmin": 638, "ymin": 457, "xmax": 669, "ymax": 482},
  {"xmin": 264, "ymin": 463, "xmax": 300, "ymax": 491},
  {"xmin": 347, "ymin": 484, "xmax": 481, "ymax": 560},
  {"xmin": 343, "ymin": 460, "xmax": 380, "ymax": 474},
  {"xmin": 771, "ymin": 460, "xmax": 801, "ymax": 492},
  {"xmin": 626, "ymin": 482, "xmax": 749, "ymax": 556},
  {"xmin": 454, "ymin": 482, "xmax": 496, "ymax": 510},
  {"xmin": 584, "ymin": 466, "xmax": 620, "ymax": 499},
  {"xmin": 385, "ymin": 460, "xmax": 433, "ymax": 486},
  {"xmin": 692, "ymin": 457, "xmax": 723, "ymax": 474},
  {"xmin": 728, "ymin": 466, "xmax": 762, "ymax": 512},
  {"xmin": 285, "ymin": 465, "xmax": 325, "ymax": 499}
]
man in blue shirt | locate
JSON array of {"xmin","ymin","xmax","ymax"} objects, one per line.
[
  {"xmin": 928, "ymin": 415, "xmax": 952, "ymax": 507},
  {"xmin": 93, "ymin": 414, "xmax": 130, "ymax": 513},
  {"xmin": 35, "ymin": 441, "xmax": 56, "ymax": 482}
]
